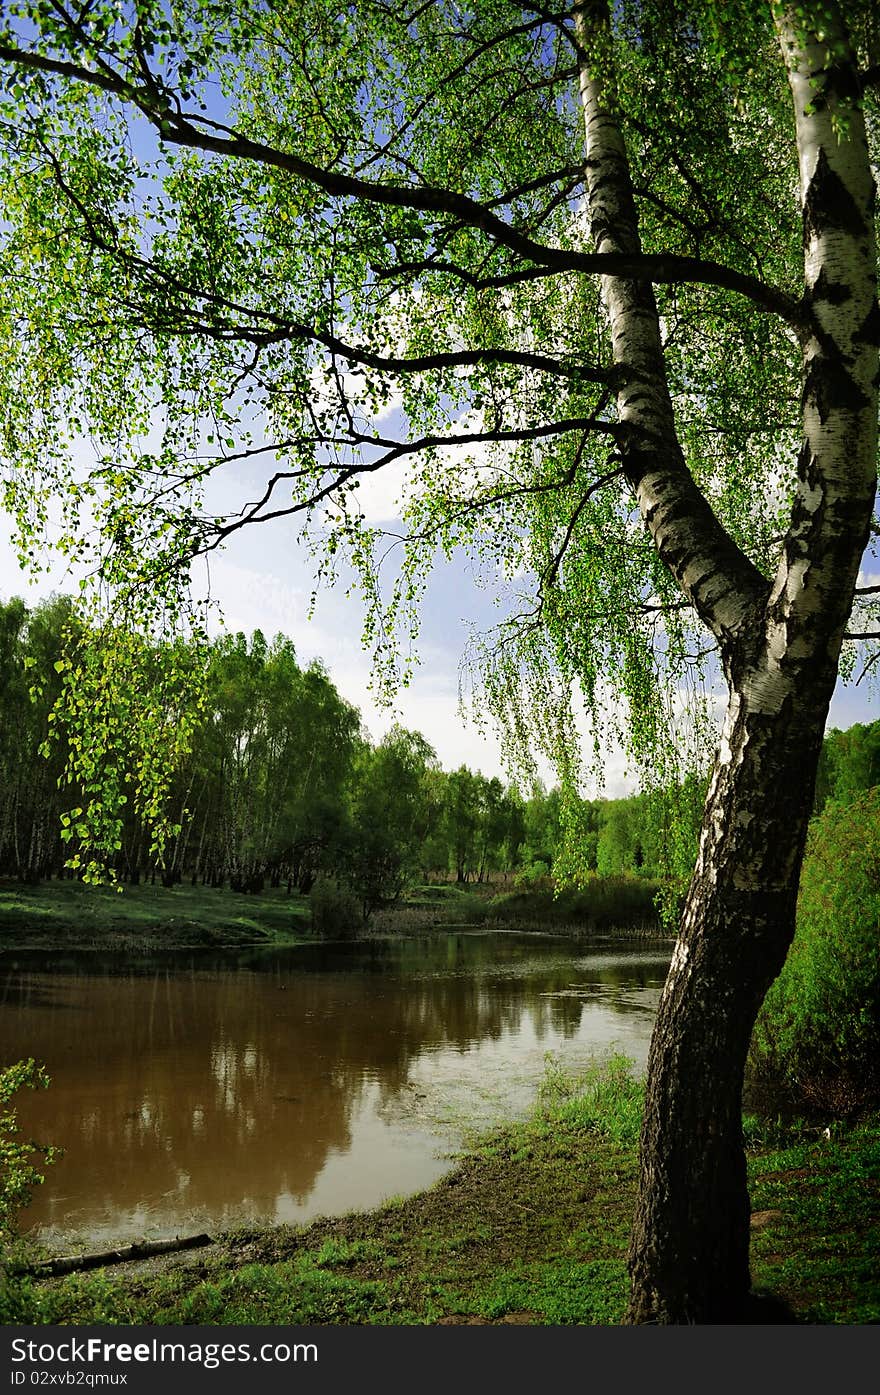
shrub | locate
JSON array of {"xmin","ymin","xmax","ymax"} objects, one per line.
[
  {"xmin": 750, "ymin": 789, "xmax": 880, "ymax": 1108},
  {"xmin": 0, "ymin": 1059, "xmax": 60, "ymax": 1321},
  {"xmin": 309, "ymin": 879, "xmax": 362, "ymax": 939},
  {"xmin": 513, "ymin": 859, "xmax": 552, "ymax": 888},
  {"xmin": 0, "ymin": 1058, "xmax": 59, "ymax": 1243},
  {"xmin": 487, "ymin": 875, "xmax": 662, "ymax": 932}
]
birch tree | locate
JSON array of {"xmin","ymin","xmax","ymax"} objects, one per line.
[{"xmin": 0, "ymin": 0, "xmax": 878, "ymax": 1322}]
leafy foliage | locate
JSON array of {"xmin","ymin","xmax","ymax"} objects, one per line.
[
  {"xmin": 0, "ymin": 0, "xmax": 875, "ymax": 869},
  {"xmin": 750, "ymin": 789, "xmax": 880, "ymax": 1106},
  {"xmin": 814, "ymin": 721, "xmax": 880, "ymax": 814},
  {"xmin": 309, "ymin": 877, "xmax": 361, "ymax": 940},
  {"xmin": 0, "ymin": 1058, "xmax": 59, "ymax": 1243}
]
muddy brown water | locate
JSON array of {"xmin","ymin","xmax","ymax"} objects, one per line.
[{"xmin": 0, "ymin": 933, "xmax": 671, "ymax": 1248}]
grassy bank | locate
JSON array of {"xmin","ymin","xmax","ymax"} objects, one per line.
[
  {"xmin": 0, "ymin": 876, "xmax": 670, "ymax": 953},
  {"xmin": 372, "ymin": 877, "xmax": 668, "ymax": 938},
  {"xmin": 4, "ymin": 1060, "xmax": 877, "ymax": 1325},
  {"xmin": 484, "ymin": 878, "xmax": 665, "ymax": 936},
  {"xmin": 0, "ymin": 879, "xmax": 312, "ymax": 953}
]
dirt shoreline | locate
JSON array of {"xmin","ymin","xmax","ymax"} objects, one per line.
[{"xmin": 10, "ymin": 1104, "xmax": 879, "ymax": 1326}]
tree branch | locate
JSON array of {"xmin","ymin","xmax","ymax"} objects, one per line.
[
  {"xmin": 200, "ymin": 414, "xmax": 620, "ymax": 547},
  {"xmin": 0, "ymin": 40, "xmax": 808, "ymax": 331},
  {"xmin": 541, "ymin": 458, "xmax": 623, "ymax": 592},
  {"xmin": 33, "ymin": 138, "xmax": 612, "ymax": 390}
]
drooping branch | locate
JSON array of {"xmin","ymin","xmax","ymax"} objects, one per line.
[
  {"xmin": 378, "ymin": 391, "xmax": 619, "ymax": 543},
  {"xmin": 197, "ymin": 321, "xmax": 615, "ymax": 385},
  {"xmin": 111, "ymin": 110, "xmax": 815, "ymax": 327},
  {"xmin": 0, "ymin": 38, "xmax": 807, "ymax": 329},
  {"xmin": 540, "ymin": 460, "xmax": 624, "ymax": 593},
  {"xmin": 349, "ymin": 13, "xmax": 556, "ymax": 174},
  {"xmin": 31, "ymin": 134, "xmax": 612, "ymax": 390},
  {"xmin": 201, "ymin": 414, "xmax": 620, "ymax": 547}
]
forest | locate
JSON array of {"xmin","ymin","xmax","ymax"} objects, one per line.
[
  {"xmin": 0, "ymin": 593, "xmax": 686, "ymax": 909},
  {"xmin": 2, "ymin": 594, "xmax": 878, "ymax": 931}
]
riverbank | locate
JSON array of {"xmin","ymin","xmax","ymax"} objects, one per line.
[
  {"xmin": 0, "ymin": 876, "xmax": 669, "ymax": 953},
  {"xmin": 5, "ymin": 1062, "xmax": 878, "ymax": 1325},
  {"xmin": 372, "ymin": 879, "xmax": 665, "ymax": 938},
  {"xmin": 0, "ymin": 880, "xmax": 313, "ymax": 952}
]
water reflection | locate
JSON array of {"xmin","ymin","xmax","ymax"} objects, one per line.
[{"xmin": 0, "ymin": 934, "xmax": 670, "ymax": 1247}]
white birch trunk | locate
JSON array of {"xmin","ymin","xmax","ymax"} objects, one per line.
[{"xmin": 576, "ymin": 1, "xmax": 879, "ymax": 1321}]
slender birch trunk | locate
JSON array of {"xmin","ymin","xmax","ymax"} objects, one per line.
[{"xmin": 576, "ymin": 1, "xmax": 879, "ymax": 1321}]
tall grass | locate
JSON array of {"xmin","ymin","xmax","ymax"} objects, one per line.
[
  {"xmin": 534, "ymin": 1052, "xmax": 644, "ymax": 1146},
  {"xmin": 486, "ymin": 876, "xmax": 664, "ymax": 934}
]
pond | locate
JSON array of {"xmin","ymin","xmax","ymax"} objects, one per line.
[{"xmin": 0, "ymin": 932, "xmax": 671, "ymax": 1249}]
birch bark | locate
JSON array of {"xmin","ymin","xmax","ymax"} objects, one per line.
[{"xmin": 576, "ymin": 0, "xmax": 879, "ymax": 1321}]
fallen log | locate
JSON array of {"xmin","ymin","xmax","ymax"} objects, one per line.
[{"xmin": 17, "ymin": 1231, "xmax": 215, "ymax": 1278}]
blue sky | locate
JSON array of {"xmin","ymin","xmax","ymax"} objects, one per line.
[
  {"xmin": 0, "ymin": 499, "xmax": 540, "ymax": 784},
  {"xmin": 1, "ymin": 477, "xmax": 878, "ymax": 800}
]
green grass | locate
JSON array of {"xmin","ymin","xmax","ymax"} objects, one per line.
[
  {"xmin": 4, "ymin": 1057, "xmax": 876, "ymax": 1325},
  {"xmin": 747, "ymin": 1119, "xmax": 880, "ymax": 1323},
  {"xmin": 484, "ymin": 878, "xmax": 664, "ymax": 934},
  {"xmin": 0, "ymin": 878, "xmax": 312, "ymax": 952},
  {"xmin": 0, "ymin": 875, "xmax": 671, "ymax": 951}
]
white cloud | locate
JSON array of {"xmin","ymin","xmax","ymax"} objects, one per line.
[
  {"xmin": 196, "ymin": 548, "xmax": 528, "ymax": 782},
  {"xmin": 343, "ymin": 457, "xmax": 409, "ymax": 526}
]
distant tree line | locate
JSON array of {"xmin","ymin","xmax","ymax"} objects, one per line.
[
  {"xmin": 0, "ymin": 598, "xmax": 526, "ymax": 907},
  {"xmin": 1, "ymin": 597, "xmax": 878, "ymax": 920}
]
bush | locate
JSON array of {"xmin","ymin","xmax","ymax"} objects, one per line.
[
  {"xmin": 513, "ymin": 859, "xmax": 552, "ymax": 888},
  {"xmin": 487, "ymin": 875, "xmax": 662, "ymax": 932},
  {"xmin": 309, "ymin": 879, "xmax": 362, "ymax": 939},
  {"xmin": 0, "ymin": 1059, "xmax": 60, "ymax": 1321},
  {"xmin": 750, "ymin": 789, "xmax": 880, "ymax": 1108},
  {"xmin": 0, "ymin": 1058, "xmax": 59, "ymax": 1243}
]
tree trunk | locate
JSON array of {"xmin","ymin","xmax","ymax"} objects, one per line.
[
  {"xmin": 574, "ymin": 1, "xmax": 879, "ymax": 1321},
  {"xmin": 626, "ymin": 653, "xmax": 836, "ymax": 1321}
]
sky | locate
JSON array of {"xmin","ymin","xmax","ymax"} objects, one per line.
[
  {"xmin": 1, "ymin": 465, "xmax": 878, "ymax": 802},
  {"xmin": 0, "ymin": 493, "xmax": 561, "ymax": 787}
]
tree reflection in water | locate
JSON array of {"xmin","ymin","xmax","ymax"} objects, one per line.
[{"xmin": 0, "ymin": 934, "xmax": 669, "ymax": 1245}]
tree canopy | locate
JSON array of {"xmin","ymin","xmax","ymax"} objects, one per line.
[{"xmin": 2, "ymin": 0, "xmax": 875, "ymax": 818}]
